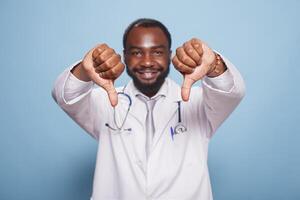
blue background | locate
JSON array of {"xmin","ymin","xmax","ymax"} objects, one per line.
[{"xmin": 1, "ymin": 0, "xmax": 299, "ymax": 199}]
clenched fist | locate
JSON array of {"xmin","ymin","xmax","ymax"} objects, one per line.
[
  {"xmin": 75, "ymin": 44, "xmax": 125, "ymax": 106},
  {"xmin": 172, "ymin": 38, "xmax": 223, "ymax": 101}
]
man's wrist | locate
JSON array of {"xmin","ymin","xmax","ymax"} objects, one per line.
[
  {"xmin": 71, "ymin": 62, "xmax": 92, "ymax": 82},
  {"xmin": 206, "ymin": 53, "xmax": 227, "ymax": 78}
]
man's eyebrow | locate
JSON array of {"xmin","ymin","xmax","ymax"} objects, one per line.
[
  {"xmin": 151, "ymin": 45, "xmax": 167, "ymax": 49},
  {"xmin": 127, "ymin": 45, "xmax": 167, "ymax": 50}
]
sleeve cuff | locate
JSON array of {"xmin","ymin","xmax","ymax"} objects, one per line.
[
  {"xmin": 63, "ymin": 68, "xmax": 94, "ymax": 103},
  {"xmin": 203, "ymin": 68, "xmax": 234, "ymax": 92}
]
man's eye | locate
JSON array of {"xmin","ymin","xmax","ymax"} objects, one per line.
[
  {"xmin": 131, "ymin": 51, "xmax": 142, "ymax": 56},
  {"xmin": 153, "ymin": 51, "xmax": 163, "ymax": 56}
]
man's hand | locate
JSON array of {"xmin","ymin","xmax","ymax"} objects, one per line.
[
  {"xmin": 172, "ymin": 38, "xmax": 216, "ymax": 101},
  {"xmin": 77, "ymin": 44, "xmax": 125, "ymax": 106}
]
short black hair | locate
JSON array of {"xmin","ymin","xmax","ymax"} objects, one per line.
[{"xmin": 123, "ymin": 18, "xmax": 172, "ymax": 49}]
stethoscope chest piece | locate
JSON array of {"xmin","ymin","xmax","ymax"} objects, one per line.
[
  {"xmin": 174, "ymin": 123, "xmax": 187, "ymax": 135},
  {"xmin": 173, "ymin": 101, "xmax": 187, "ymax": 135}
]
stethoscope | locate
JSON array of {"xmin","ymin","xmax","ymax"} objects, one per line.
[
  {"xmin": 170, "ymin": 101, "xmax": 187, "ymax": 140},
  {"xmin": 105, "ymin": 91, "xmax": 133, "ymax": 132},
  {"xmin": 105, "ymin": 86, "xmax": 187, "ymax": 136}
]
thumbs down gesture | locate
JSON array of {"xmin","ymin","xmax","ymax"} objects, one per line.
[{"xmin": 172, "ymin": 38, "xmax": 220, "ymax": 101}]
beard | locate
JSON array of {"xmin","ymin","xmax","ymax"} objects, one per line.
[{"xmin": 126, "ymin": 63, "xmax": 170, "ymax": 96}]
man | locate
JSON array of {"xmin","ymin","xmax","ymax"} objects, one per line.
[{"xmin": 52, "ymin": 18, "xmax": 245, "ymax": 200}]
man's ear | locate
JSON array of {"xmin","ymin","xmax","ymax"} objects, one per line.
[{"xmin": 169, "ymin": 49, "xmax": 172, "ymax": 59}]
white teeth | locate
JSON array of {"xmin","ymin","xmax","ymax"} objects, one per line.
[{"xmin": 144, "ymin": 72, "xmax": 152, "ymax": 78}]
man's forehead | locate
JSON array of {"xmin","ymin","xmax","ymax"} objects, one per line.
[
  {"xmin": 126, "ymin": 27, "xmax": 168, "ymax": 48},
  {"xmin": 136, "ymin": 33, "xmax": 159, "ymax": 48}
]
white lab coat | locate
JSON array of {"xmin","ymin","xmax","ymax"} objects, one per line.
[{"xmin": 52, "ymin": 56, "xmax": 245, "ymax": 200}]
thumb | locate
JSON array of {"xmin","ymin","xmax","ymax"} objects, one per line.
[
  {"xmin": 90, "ymin": 72, "xmax": 118, "ymax": 106},
  {"xmin": 181, "ymin": 76, "xmax": 196, "ymax": 101},
  {"xmin": 101, "ymin": 81, "xmax": 118, "ymax": 107}
]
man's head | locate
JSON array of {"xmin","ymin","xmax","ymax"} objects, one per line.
[{"xmin": 123, "ymin": 18, "xmax": 172, "ymax": 97}]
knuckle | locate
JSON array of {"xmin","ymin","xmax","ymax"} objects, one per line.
[
  {"xmin": 103, "ymin": 60, "xmax": 111, "ymax": 68},
  {"xmin": 192, "ymin": 38, "xmax": 201, "ymax": 46},
  {"xmin": 113, "ymin": 54, "xmax": 121, "ymax": 63},
  {"xmin": 97, "ymin": 44, "xmax": 107, "ymax": 52},
  {"xmin": 99, "ymin": 53, "xmax": 106, "ymax": 61},
  {"xmin": 92, "ymin": 49, "xmax": 99, "ymax": 58},
  {"xmin": 191, "ymin": 37, "xmax": 200, "ymax": 42},
  {"xmin": 177, "ymin": 63, "xmax": 184, "ymax": 70},
  {"xmin": 110, "ymin": 67, "xmax": 116, "ymax": 75},
  {"xmin": 95, "ymin": 56, "xmax": 102, "ymax": 64},
  {"xmin": 120, "ymin": 63, "xmax": 125, "ymax": 71},
  {"xmin": 183, "ymin": 42, "xmax": 191, "ymax": 50},
  {"xmin": 171, "ymin": 56, "xmax": 176, "ymax": 62},
  {"xmin": 186, "ymin": 47, "xmax": 194, "ymax": 54},
  {"xmin": 182, "ymin": 56, "xmax": 193, "ymax": 64},
  {"xmin": 110, "ymin": 69, "xmax": 118, "ymax": 79},
  {"xmin": 172, "ymin": 58, "xmax": 178, "ymax": 66},
  {"xmin": 178, "ymin": 52, "xmax": 185, "ymax": 60},
  {"xmin": 107, "ymin": 48, "xmax": 114, "ymax": 54},
  {"xmin": 183, "ymin": 57, "xmax": 190, "ymax": 63},
  {"xmin": 101, "ymin": 43, "xmax": 108, "ymax": 48},
  {"xmin": 176, "ymin": 47, "xmax": 182, "ymax": 54}
]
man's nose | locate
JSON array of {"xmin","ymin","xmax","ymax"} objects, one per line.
[{"xmin": 140, "ymin": 54, "xmax": 155, "ymax": 67}]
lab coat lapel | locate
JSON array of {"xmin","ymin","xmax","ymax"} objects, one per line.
[
  {"xmin": 152, "ymin": 79, "xmax": 182, "ymax": 149},
  {"xmin": 121, "ymin": 79, "xmax": 182, "ymax": 150},
  {"xmin": 123, "ymin": 81, "xmax": 145, "ymax": 127},
  {"xmin": 128, "ymin": 101, "xmax": 145, "ymax": 127}
]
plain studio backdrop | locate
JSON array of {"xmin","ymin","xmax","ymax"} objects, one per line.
[{"xmin": 0, "ymin": 0, "xmax": 299, "ymax": 199}]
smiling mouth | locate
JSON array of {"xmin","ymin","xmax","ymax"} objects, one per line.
[{"xmin": 136, "ymin": 69, "xmax": 160, "ymax": 80}]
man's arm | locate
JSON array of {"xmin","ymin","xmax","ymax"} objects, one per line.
[
  {"xmin": 201, "ymin": 56, "xmax": 245, "ymax": 137},
  {"xmin": 52, "ymin": 44, "xmax": 125, "ymax": 139},
  {"xmin": 52, "ymin": 63, "xmax": 101, "ymax": 139},
  {"xmin": 172, "ymin": 38, "xmax": 245, "ymax": 138}
]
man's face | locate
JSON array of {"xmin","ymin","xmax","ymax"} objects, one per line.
[{"xmin": 124, "ymin": 27, "xmax": 171, "ymax": 94}]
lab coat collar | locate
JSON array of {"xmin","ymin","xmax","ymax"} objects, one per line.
[
  {"xmin": 130, "ymin": 79, "xmax": 169, "ymax": 100},
  {"xmin": 124, "ymin": 77, "xmax": 181, "ymax": 102},
  {"xmin": 124, "ymin": 78, "xmax": 182, "ymax": 149}
]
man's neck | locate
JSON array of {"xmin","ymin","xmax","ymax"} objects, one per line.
[
  {"xmin": 133, "ymin": 78, "xmax": 167, "ymax": 98},
  {"xmin": 134, "ymin": 82, "xmax": 162, "ymax": 98}
]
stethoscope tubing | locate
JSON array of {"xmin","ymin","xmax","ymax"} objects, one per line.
[{"xmin": 105, "ymin": 85, "xmax": 186, "ymax": 135}]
